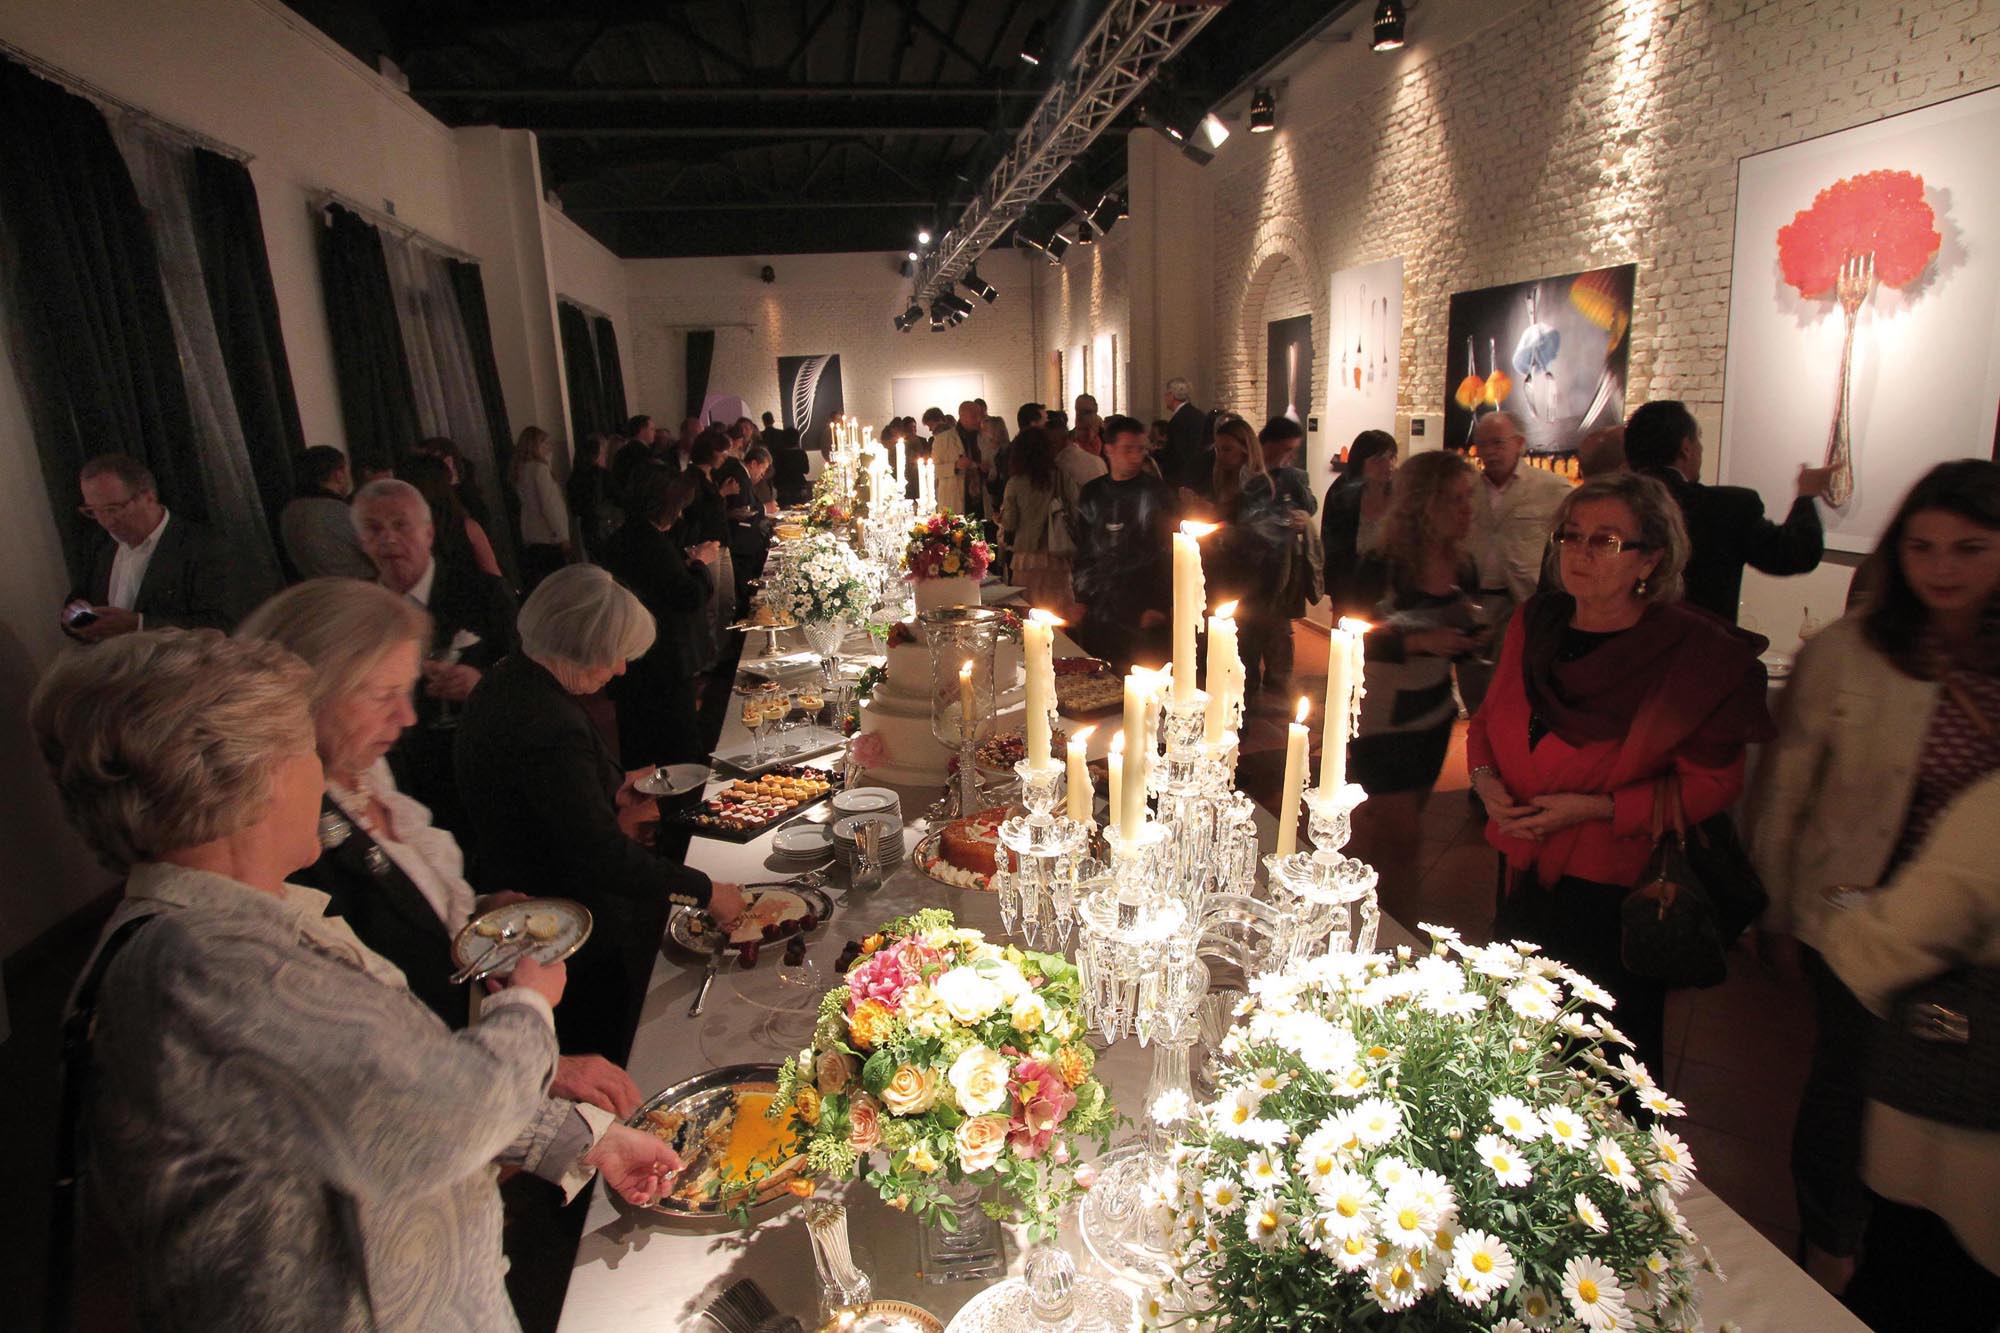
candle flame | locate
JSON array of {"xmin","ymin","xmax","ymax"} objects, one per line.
[
  {"xmin": 1071, "ymin": 725, "xmax": 1097, "ymax": 743},
  {"xmin": 960, "ymin": 659, "xmax": 973, "ymax": 677},
  {"xmin": 1336, "ymin": 616, "xmax": 1373, "ymax": 635},
  {"xmin": 1212, "ymin": 600, "xmax": 1240, "ymax": 619},
  {"xmin": 1109, "ymin": 731, "xmax": 1126, "ymax": 754},
  {"xmin": 1028, "ymin": 607, "xmax": 1065, "ymax": 627},
  {"xmin": 1295, "ymin": 696, "xmax": 1312, "ymax": 724},
  {"xmin": 1180, "ymin": 520, "xmax": 1221, "ymax": 538}
]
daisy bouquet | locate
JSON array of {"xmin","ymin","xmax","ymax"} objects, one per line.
[
  {"xmin": 903, "ymin": 513, "xmax": 992, "ymax": 582},
  {"xmin": 1152, "ymin": 927, "xmax": 1714, "ymax": 1333},
  {"xmin": 769, "ymin": 532, "xmax": 872, "ymax": 626},
  {"xmin": 769, "ymin": 909, "xmax": 1115, "ymax": 1237}
]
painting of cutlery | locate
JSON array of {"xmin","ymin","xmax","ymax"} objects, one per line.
[
  {"xmin": 1325, "ymin": 256, "xmax": 1403, "ymax": 480},
  {"xmin": 1720, "ymin": 84, "xmax": 2000, "ymax": 553},
  {"xmin": 1443, "ymin": 263, "xmax": 1635, "ymax": 460}
]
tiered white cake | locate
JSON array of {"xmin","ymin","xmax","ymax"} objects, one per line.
[{"xmin": 854, "ymin": 577, "xmax": 1021, "ymax": 786}]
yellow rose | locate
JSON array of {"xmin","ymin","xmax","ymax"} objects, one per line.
[
  {"xmin": 1010, "ymin": 991, "xmax": 1049, "ymax": 1034},
  {"xmin": 954, "ymin": 1114, "xmax": 1011, "ymax": 1173},
  {"xmin": 881, "ymin": 1064, "xmax": 943, "ymax": 1116},
  {"xmin": 908, "ymin": 1142, "xmax": 942, "ymax": 1174},
  {"xmin": 948, "ymin": 1045, "xmax": 1011, "ymax": 1116},
  {"xmin": 794, "ymin": 1086, "xmax": 823, "ymax": 1125},
  {"xmin": 900, "ymin": 983, "xmax": 953, "ymax": 1040},
  {"xmin": 849, "ymin": 999, "xmax": 895, "ymax": 1051}
]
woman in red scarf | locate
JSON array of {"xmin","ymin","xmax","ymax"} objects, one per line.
[{"xmin": 1467, "ymin": 472, "xmax": 1775, "ymax": 1081}]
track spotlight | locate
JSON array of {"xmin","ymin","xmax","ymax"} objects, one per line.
[
  {"xmin": 893, "ymin": 312, "xmax": 912, "ymax": 332},
  {"xmin": 899, "ymin": 257, "xmax": 915, "ymax": 279},
  {"xmin": 1180, "ymin": 139, "xmax": 1216, "ymax": 168},
  {"xmin": 917, "ymin": 228, "xmax": 932, "ymax": 245},
  {"xmin": 1249, "ymin": 87, "xmax": 1276, "ymax": 133},
  {"xmin": 929, "ymin": 304, "xmax": 946, "ymax": 331},
  {"xmin": 1019, "ymin": 19, "xmax": 1047, "ymax": 66},
  {"xmin": 1074, "ymin": 216, "xmax": 1095, "ymax": 244},
  {"xmin": 963, "ymin": 268, "xmax": 998, "ymax": 303},
  {"xmin": 1373, "ymin": 0, "xmax": 1406, "ymax": 51},
  {"xmin": 1044, "ymin": 230, "xmax": 1071, "ymax": 262},
  {"xmin": 1089, "ymin": 194, "xmax": 1121, "ymax": 235},
  {"xmin": 1199, "ymin": 113, "xmax": 1230, "ymax": 149},
  {"xmin": 940, "ymin": 290, "xmax": 974, "ymax": 318}
]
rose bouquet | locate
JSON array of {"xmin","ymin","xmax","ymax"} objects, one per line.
[
  {"xmin": 1150, "ymin": 927, "xmax": 1715, "ymax": 1333},
  {"xmin": 807, "ymin": 467, "xmax": 855, "ymax": 529},
  {"xmin": 903, "ymin": 513, "xmax": 992, "ymax": 582},
  {"xmin": 769, "ymin": 909, "xmax": 1115, "ymax": 1237},
  {"xmin": 769, "ymin": 532, "xmax": 872, "ymax": 627}
]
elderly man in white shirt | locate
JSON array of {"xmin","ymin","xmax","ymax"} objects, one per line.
[{"xmin": 1461, "ymin": 411, "xmax": 1572, "ymax": 711}]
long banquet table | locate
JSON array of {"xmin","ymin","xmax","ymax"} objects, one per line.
[{"xmin": 559, "ymin": 625, "xmax": 1864, "ymax": 1333}]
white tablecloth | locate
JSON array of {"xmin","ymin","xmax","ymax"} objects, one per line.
[{"xmin": 560, "ymin": 645, "xmax": 1862, "ymax": 1332}]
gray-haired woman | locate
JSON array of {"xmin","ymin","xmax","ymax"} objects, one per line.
[
  {"xmin": 455, "ymin": 565, "xmax": 744, "ymax": 1054},
  {"xmin": 36, "ymin": 630, "xmax": 681, "ymax": 1330}
]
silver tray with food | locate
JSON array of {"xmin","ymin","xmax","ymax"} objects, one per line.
[
  {"xmin": 627, "ymin": 1063, "xmax": 808, "ymax": 1217},
  {"xmin": 666, "ymin": 880, "xmax": 835, "ymax": 959},
  {"xmin": 449, "ymin": 897, "xmax": 592, "ymax": 976}
]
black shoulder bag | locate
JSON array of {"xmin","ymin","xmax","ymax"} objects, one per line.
[{"xmin": 1621, "ymin": 773, "xmax": 1770, "ymax": 989}]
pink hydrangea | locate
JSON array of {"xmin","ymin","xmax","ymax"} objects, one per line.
[
  {"xmin": 1006, "ymin": 1057, "xmax": 1078, "ymax": 1159},
  {"xmin": 845, "ymin": 939, "xmax": 939, "ymax": 1014}
]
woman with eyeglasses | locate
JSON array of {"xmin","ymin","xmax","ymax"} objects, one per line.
[{"xmin": 1465, "ymin": 471, "xmax": 1776, "ymax": 1081}]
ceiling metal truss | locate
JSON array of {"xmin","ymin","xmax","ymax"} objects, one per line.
[{"xmin": 910, "ymin": 0, "xmax": 1220, "ymax": 308}]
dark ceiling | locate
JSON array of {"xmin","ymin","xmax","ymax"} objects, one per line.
[{"xmin": 285, "ymin": 0, "xmax": 1353, "ymax": 258}]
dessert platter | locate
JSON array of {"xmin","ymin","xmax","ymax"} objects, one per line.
[
  {"xmin": 673, "ymin": 766, "xmax": 837, "ymax": 840},
  {"xmin": 1051, "ymin": 655, "xmax": 1122, "ymax": 715},
  {"xmin": 628, "ymin": 1063, "xmax": 808, "ymax": 1216},
  {"xmin": 913, "ymin": 804, "xmax": 1008, "ymax": 890}
]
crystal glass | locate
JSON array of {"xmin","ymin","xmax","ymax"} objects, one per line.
[
  {"xmin": 942, "ymin": 1243, "xmax": 1133, "ymax": 1332},
  {"xmin": 804, "ymin": 1199, "xmax": 874, "ymax": 1323},
  {"xmin": 803, "ymin": 619, "xmax": 854, "ymax": 712},
  {"xmin": 994, "ymin": 760, "xmax": 1086, "ymax": 950},
  {"xmin": 918, "ymin": 1176, "xmax": 1004, "ymax": 1284},
  {"xmin": 923, "ymin": 605, "xmax": 1005, "ymax": 817}
]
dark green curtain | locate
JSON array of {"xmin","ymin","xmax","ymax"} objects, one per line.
[
  {"xmin": 684, "ymin": 328, "xmax": 715, "ymax": 422},
  {"xmin": 446, "ymin": 259, "xmax": 513, "ymax": 472},
  {"xmin": 592, "ymin": 314, "xmax": 627, "ymax": 429},
  {"xmin": 189, "ymin": 149, "xmax": 304, "ymax": 533},
  {"xmin": 557, "ymin": 299, "xmax": 604, "ymax": 449},
  {"xmin": 0, "ymin": 57, "xmax": 201, "ymax": 583},
  {"xmin": 316, "ymin": 203, "xmax": 420, "ymax": 476}
]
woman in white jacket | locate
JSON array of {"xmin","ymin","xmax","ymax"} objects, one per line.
[
  {"xmin": 511, "ymin": 426, "xmax": 572, "ymax": 592},
  {"xmin": 1748, "ymin": 459, "xmax": 2000, "ymax": 1290}
]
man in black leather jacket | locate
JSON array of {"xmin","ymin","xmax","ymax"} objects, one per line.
[{"xmin": 1068, "ymin": 415, "xmax": 1179, "ymax": 668}]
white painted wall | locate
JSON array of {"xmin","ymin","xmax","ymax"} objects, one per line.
[
  {"xmin": 545, "ymin": 202, "xmax": 637, "ymax": 420},
  {"xmin": 624, "ymin": 249, "xmax": 1041, "ymax": 428}
]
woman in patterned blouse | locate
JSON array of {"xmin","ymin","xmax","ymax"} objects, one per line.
[
  {"xmin": 1749, "ymin": 459, "xmax": 2000, "ymax": 1294},
  {"xmin": 35, "ymin": 629, "xmax": 681, "ymax": 1330}
]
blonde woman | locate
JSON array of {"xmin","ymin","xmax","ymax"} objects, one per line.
[
  {"xmin": 511, "ymin": 425, "xmax": 571, "ymax": 591},
  {"xmin": 36, "ymin": 629, "xmax": 680, "ymax": 1330}
]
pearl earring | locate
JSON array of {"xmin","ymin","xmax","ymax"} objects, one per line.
[{"xmin": 1635, "ymin": 577, "xmax": 1650, "ymax": 596}]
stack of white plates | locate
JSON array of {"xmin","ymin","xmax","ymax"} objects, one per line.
[
  {"xmin": 831, "ymin": 786, "xmax": 901, "ymax": 822},
  {"xmin": 770, "ymin": 822, "xmax": 834, "ymax": 868},
  {"xmin": 833, "ymin": 812, "xmax": 905, "ymax": 872}
]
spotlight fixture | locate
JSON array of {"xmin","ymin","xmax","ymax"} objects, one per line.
[
  {"xmin": 1372, "ymin": 0, "xmax": 1406, "ymax": 51},
  {"xmin": 1199, "ymin": 112, "xmax": 1230, "ymax": 149},
  {"xmin": 1019, "ymin": 19, "xmax": 1047, "ymax": 66},
  {"xmin": 1116, "ymin": 196, "xmax": 1130, "ymax": 220},
  {"xmin": 893, "ymin": 312, "xmax": 913, "ymax": 332},
  {"xmin": 1088, "ymin": 193, "xmax": 1121, "ymax": 235},
  {"xmin": 939, "ymin": 290, "xmax": 974, "ymax": 318},
  {"xmin": 916, "ymin": 228, "xmax": 932, "ymax": 245},
  {"xmin": 1249, "ymin": 87, "xmax": 1276, "ymax": 133},
  {"xmin": 929, "ymin": 304, "xmax": 946, "ymax": 331},
  {"xmin": 903, "ymin": 302, "xmax": 924, "ymax": 324},
  {"xmin": 1044, "ymin": 230, "xmax": 1071, "ymax": 263},
  {"xmin": 899, "ymin": 257, "xmax": 915, "ymax": 279},
  {"xmin": 1074, "ymin": 215, "xmax": 1096, "ymax": 244},
  {"xmin": 906, "ymin": 250, "xmax": 918, "ymax": 262},
  {"xmin": 1180, "ymin": 139, "xmax": 1216, "ymax": 168},
  {"xmin": 963, "ymin": 268, "xmax": 998, "ymax": 303}
]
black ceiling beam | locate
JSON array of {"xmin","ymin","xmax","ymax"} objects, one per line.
[
  {"xmin": 567, "ymin": 198, "xmax": 954, "ymax": 213},
  {"xmin": 901, "ymin": 1, "xmax": 984, "ymax": 80},
  {"xmin": 569, "ymin": 209, "xmax": 949, "ymax": 257},
  {"xmin": 530, "ymin": 125, "xmax": 986, "ymax": 139},
  {"xmin": 779, "ymin": 0, "xmax": 845, "ymax": 77},
  {"xmin": 414, "ymin": 84, "xmax": 1040, "ymax": 101}
]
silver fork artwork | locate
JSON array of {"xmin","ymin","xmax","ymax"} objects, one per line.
[{"xmin": 1822, "ymin": 251, "xmax": 1873, "ymax": 510}]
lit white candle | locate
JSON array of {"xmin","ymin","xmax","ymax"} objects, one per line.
[
  {"xmin": 893, "ymin": 438, "xmax": 905, "ymax": 489},
  {"xmin": 1024, "ymin": 610, "xmax": 1060, "ymax": 770},
  {"xmin": 1172, "ymin": 522, "xmax": 1217, "ymax": 701},
  {"xmin": 1320, "ymin": 618, "xmax": 1370, "ymax": 794},
  {"xmin": 1108, "ymin": 732, "xmax": 1127, "ymax": 839},
  {"xmin": 1277, "ymin": 698, "xmax": 1310, "ymax": 858},
  {"xmin": 1120, "ymin": 669, "xmax": 1153, "ymax": 833},
  {"xmin": 1067, "ymin": 726, "xmax": 1095, "ymax": 824},
  {"xmin": 1203, "ymin": 600, "xmax": 1241, "ymax": 745},
  {"xmin": 959, "ymin": 659, "xmax": 977, "ymax": 743}
]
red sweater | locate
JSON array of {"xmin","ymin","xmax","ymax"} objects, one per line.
[{"xmin": 1466, "ymin": 606, "xmax": 1767, "ymax": 890}]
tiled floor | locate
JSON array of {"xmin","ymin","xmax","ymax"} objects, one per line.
[{"xmin": 1236, "ymin": 623, "xmax": 1815, "ymax": 1260}]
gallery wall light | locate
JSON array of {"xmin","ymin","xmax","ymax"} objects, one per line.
[
  {"xmin": 916, "ymin": 228, "xmax": 932, "ymax": 245},
  {"xmin": 963, "ymin": 268, "xmax": 999, "ymax": 303},
  {"xmin": 1044, "ymin": 230, "xmax": 1072, "ymax": 262},
  {"xmin": 1089, "ymin": 193, "xmax": 1122, "ymax": 234},
  {"xmin": 1373, "ymin": 0, "xmax": 1407, "ymax": 52},
  {"xmin": 1199, "ymin": 113, "xmax": 1230, "ymax": 149},
  {"xmin": 1249, "ymin": 88, "xmax": 1276, "ymax": 133}
]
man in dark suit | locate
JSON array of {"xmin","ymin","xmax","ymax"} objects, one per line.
[
  {"xmin": 1162, "ymin": 377, "xmax": 1207, "ymax": 489},
  {"xmin": 1625, "ymin": 400, "xmax": 1832, "ymax": 622},
  {"xmin": 1068, "ymin": 415, "xmax": 1180, "ymax": 669},
  {"xmin": 352, "ymin": 477, "xmax": 517, "ymax": 836},
  {"xmin": 64, "ymin": 453, "xmax": 233, "ymax": 640}
]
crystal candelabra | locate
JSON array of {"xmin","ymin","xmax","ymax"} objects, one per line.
[
  {"xmin": 1146, "ymin": 687, "xmax": 1261, "ymax": 917},
  {"xmin": 993, "ymin": 759, "xmax": 1087, "ymax": 950},
  {"xmin": 1262, "ymin": 782, "xmax": 1382, "ymax": 959}
]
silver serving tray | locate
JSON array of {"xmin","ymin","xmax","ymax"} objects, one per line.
[
  {"xmin": 665, "ymin": 881, "xmax": 835, "ymax": 956},
  {"xmin": 626, "ymin": 1062, "xmax": 807, "ymax": 1217}
]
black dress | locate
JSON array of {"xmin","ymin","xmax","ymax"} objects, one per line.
[{"xmin": 605, "ymin": 520, "xmax": 712, "ymax": 766}]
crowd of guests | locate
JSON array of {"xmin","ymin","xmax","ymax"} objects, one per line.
[{"xmin": 40, "ymin": 375, "xmax": 2000, "ymax": 1329}]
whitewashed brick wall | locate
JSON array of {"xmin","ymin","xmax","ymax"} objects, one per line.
[
  {"xmin": 1210, "ymin": 0, "xmax": 2000, "ymax": 445},
  {"xmin": 1032, "ymin": 227, "xmax": 1132, "ymax": 416}
]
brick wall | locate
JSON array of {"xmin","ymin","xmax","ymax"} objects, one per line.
[
  {"xmin": 1033, "ymin": 227, "xmax": 1132, "ymax": 415},
  {"xmin": 1209, "ymin": 0, "xmax": 2000, "ymax": 446},
  {"xmin": 623, "ymin": 250, "xmax": 1040, "ymax": 427}
]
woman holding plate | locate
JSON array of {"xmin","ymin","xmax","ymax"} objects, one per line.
[
  {"xmin": 36, "ymin": 628, "xmax": 681, "ymax": 1330},
  {"xmin": 238, "ymin": 578, "xmax": 644, "ymax": 1117}
]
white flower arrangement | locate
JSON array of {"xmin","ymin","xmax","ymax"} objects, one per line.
[
  {"xmin": 1150, "ymin": 927, "xmax": 1716, "ymax": 1333},
  {"xmin": 769, "ymin": 531, "xmax": 873, "ymax": 626}
]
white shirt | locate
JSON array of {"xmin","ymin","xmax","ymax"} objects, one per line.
[
  {"xmin": 518, "ymin": 458, "xmax": 569, "ymax": 546},
  {"xmin": 107, "ymin": 509, "xmax": 170, "ymax": 612},
  {"xmin": 1055, "ymin": 444, "xmax": 1108, "ymax": 492},
  {"xmin": 1471, "ymin": 465, "xmax": 1571, "ymax": 602},
  {"xmin": 405, "ymin": 558, "xmax": 438, "ymax": 609},
  {"xmin": 326, "ymin": 759, "xmax": 479, "ymax": 935}
]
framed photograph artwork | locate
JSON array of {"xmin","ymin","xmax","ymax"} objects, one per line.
[{"xmin": 1325, "ymin": 256, "xmax": 1404, "ymax": 480}]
